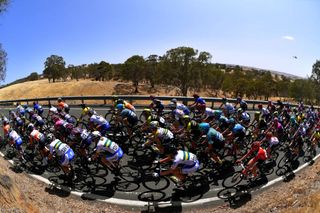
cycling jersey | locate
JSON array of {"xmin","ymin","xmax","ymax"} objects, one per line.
[
  {"xmin": 147, "ymin": 115, "xmax": 166, "ymax": 127},
  {"xmin": 33, "ymin": 103, "xmax": 44, "ymax": 115},
  {"xmin": 251, "ymin": 147, "xmax": 268, "ymax": 162},
  {"xmin": 90, "ymin": 114, "xmax": 109, "ymax": 126},
  {"xmin": 268, "ymin": 137, "xmax": 279, "ymax": 147},
  {"xmin": 172, "ymin": 150, "xmax": 199, "ymax": 174},
  {"xmin": 121, "ymin": 109, "xmax": 138, "ymax": 126},
  {"xmin": 204, "ymin": 108, "xmax": 215, "ymax": 117},
  {"xmin": 195, "ymin": 97, "xmax": 205, "ymax": 105},
  {"xmin": 261, "ymin": 108, "xmax": 270, "ymax": 116},
  {"xmin": 30, "ymin": 129, "xmax": 46, "ymax": 148},
  {"xmin": 232, "ymin": 124, "xmax": 245, "ymax": 134},
  {"xmin": 241, "ymin": 112, "xmax": 250, "ymax": 121},
  {"xmin": 16, "ymin": 105, "xmax": 25, "ymax": 116},
  {"xmin": 176, "ymin": 103, "xmax": 190, "ymax": 115},
  {"xmin": 155, "ymin": 128, "xmax": 174, "ymax": 140},
  {"xmin": 172, "ymin": 109, "xmax": 184, "ymax": 121},
  {"xmin": 239, "ymin": 100, "xmax": 248, "ymax": 111},
  {"xmin": 8, "ymin": 130, "xmax": 23, "ymax": 149},
  {"xmin": 206, "ymin": 128, "xmax": 224, "ymax": 144},
  {"xmin": 96, "ymin": 137, "xmax": 120, "ymax": 154},
  {"xmin": 49, "ymin": 139, "xmax": 74, "ymax": 166},
  {"xmin": 224, "ymin": 103, "xmax": 235, "ymax": 114}
]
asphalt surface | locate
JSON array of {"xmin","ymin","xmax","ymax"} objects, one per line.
[{"xmin": 0, "ymin": 106, "xmax": 319, "ymax": 211}]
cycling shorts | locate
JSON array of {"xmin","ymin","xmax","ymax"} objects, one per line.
[
  {"xmin": 60, "ymin": 149, "xmax": 75, "ymax": 166},
  {"xmin": 105, "ymin": 148, "xmax": 123, "ymax": 162},
  {"xmin": 181, "ymin": 160, "xmax": 199, "ymax": 174}
]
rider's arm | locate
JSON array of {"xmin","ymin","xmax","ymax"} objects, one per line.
[{"xmin": 159, "ymin": 156, "xmax": 172, "ymax": 164}]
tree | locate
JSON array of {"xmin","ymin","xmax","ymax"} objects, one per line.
[
  {"xmin": 159, "ymin": 47, "xmax": 211, "ymax": 96},
  {"xmin": 0, "ymin": 0, "xmax": 9, "ymax": 83},
  {"xmin": 27, "ymin": 72, "xmax": 39, "ymax": 81},
  {"xmin": 0, "ymin": 0, "xmax": 9, "ymax": 13},
  {"xmin": 43, "ymin": 55, "xmax": 66, "ymax": 82},
  {"xmin": 311, "ymin": 60, "xmax": 320, "ymax": 84},
  {"xmin": 0, "ymin": 44, "xmax": 7, "ymax": 82},
  {"xmin": 123, "ymin": 55, "xmax": 145, "ymax": 93},
  {"xmin": 145, "ymin": 54, "xmax": 159, "ymax": 88}
]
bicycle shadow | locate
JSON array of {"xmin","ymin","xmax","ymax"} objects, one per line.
[
  {"xmin": 218, "ymin": 186, "xmax": 252, "ymax": 209},
  {"xmin": 44, "ymin": 184, "xmax": 71, "ymax": 198}
]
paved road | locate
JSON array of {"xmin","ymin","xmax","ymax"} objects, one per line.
[{"xmin": 0, "ymin": 107, "xmax": 318, "ymax": 211}]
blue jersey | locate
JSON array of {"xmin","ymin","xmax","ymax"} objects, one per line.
[
  {"xmin": 232, "ymin": 124, "xmax": 245, "ymax": 134},
  {"xmin": 196, "ymin": 97, "xmax": 206, "ymax": 105},
  {"xmin": 121, "ymin": 109, "xmax": 137, "ymax": 119},
  {"xmin": 207, "ymin": 128, "xmax": 224, "ymax": 144}
]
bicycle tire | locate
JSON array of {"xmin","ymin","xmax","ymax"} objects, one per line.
[
  {"xmin": 217, "ymin": 187, "xmax": 238, "ymax": 199},
  {"xmin": 222, "ymin": 171, "xmax": 244, "ymax": 188},
  {"xmin": 143, "ymin": 176, "xmax": 170, "ymax": 191},
  {"xmin": 119, "ymin": 165, "xmax": 142, "ymax": 183}
]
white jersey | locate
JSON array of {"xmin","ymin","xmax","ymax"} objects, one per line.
[
  {"xmin": 9, "ymin": 130, "xmax": 21, "ymax": 141},
  {"xmin": 269, "ymin": 136, "xmax": 279, "ymax": 147},
  {"xmin": 173, "ymin": 109, "xmax": 184, "ymax": 120},
  {"xmin": 96, "ymin": 137, "xmax": 120, "ymax": 154},
  {"xmin": 224, "ymin": 103, "xmax": 235, "ymax": 114},
  {"xmin": 205, "ymin": 107, "xmax": 215, "ymax": 117},
  {"xmin": 155, "ymin": 128, "xmax": 174, "ymax": 140},
  {"xmin": 176, "ymin": 103, "xmax": 188, "ymax": 112},
  {"xmin": 49, "ymin": 106, "xmax": 58, "ymax": 114},
  {"xmin": 241, "ymin": 112, "xmax": 250, "ymax": 121},
  {"xmin": 262, "ymin": 108, "xmax": 270, "ymax": 116},
  {"xmin": 172, "ymin": 150, "xmax": 198, "ymax": 169},
  {"xmin": 49, "ymin": 139, "xmax": 70, "ymax": 156},
  {"xmin": 90, "ymin": 114, "xmax": 108, "ymax": 126}
]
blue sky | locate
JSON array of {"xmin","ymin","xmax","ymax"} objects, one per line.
[{"xmin": 0, "ymin": 0, "xmax": 319, "ymax": 83}]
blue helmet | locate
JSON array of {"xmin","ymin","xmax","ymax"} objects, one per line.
[
  {"xmin": 116, "ymin": 104, "xmax": 124, "ymax": 111},
  {"xmin": 199, "ymin": 122, "xmax": 210, "ymax": 133},
  {"xmin": 228, "ymin": 118, "xmax": 235, "ymax": 124}
]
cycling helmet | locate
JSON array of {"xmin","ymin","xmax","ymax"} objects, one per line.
[
  {"xmin": 228, "ymin": 118, "xmax": 235, "ymax": 124},
  {"xmin": 2, "ymin": 117, "xmax": 9, "ymax": 125},
  {"xmin": 251, "ymin": 141, "xmax": 260, "ymax": 150},
  {"xmin": 91, "ymin": 131, "xmax": 101, "ymax": 140},
  {"xmin": 46, "ymin": 133, "xmax": 55, "ymax": 142},
  {"xmin": 258, "ymin": 104, "xmax": 263, "ymax": 109},
  {"xmin": 142, "ymin": 108, "xmax": 151, "ymax": 114},
  {"xmin": 236, "ymin": 97, "xmax": 241, "ymax": 102},
  {"xmin": 27, "ymin": 123, "xmax": 34, "ymax": 131},
  {"xmin": 316, "ymin": 128, "xmax": 320, "ymax": 132},
  {"xmin": 183, "ymin": 115, "xmax": 190, "ymax": 120},
  {"xmin": 222, "ymin": 97, "xmax": 227, "ymax": 103},
  {"xmin": 273, "ymin": 111, "xmax": 279, "ymax": 116},
  {"xmin": 57, "ymin": 97, "xmax": 62, "ymax": 102},
  {"xmin": 273, "ymin": 117, "xmax": 279, "ymax": 122},
  {"xmin": 23, "ymin": 104, "xmax": 28, "ymax": 109},
  {"xmin": 193, "ymin": 94, "xmax": 199, "ymax": 98},
  {"xmin": 171, "ymin": 98, "xmax": 177, "ymax": 103},
  {"xmin": 237, "ymin": 108, "xmax": 243, "ymax": 113},
  {"xmin": 150, "ymin": 121, "xmax": 159, "ymax": 130},
  {"xmin": 116, "ymin": 104, "xmax": 124, "ymax": 111},
  {"xmin": 88, "ymin": 108, "xmax": 95, "ymax": 116},
  {"xmin": 290, "ymin": 116, "xmax": 296, "ymax": 123},
  {"xmin": 199, "ymin": 122, "xmax": 210, "ymax": 133}
]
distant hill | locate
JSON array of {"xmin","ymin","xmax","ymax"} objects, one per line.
[{"xmin": 224, "ymin": 64, "xmax": 304, "ymax": 80}]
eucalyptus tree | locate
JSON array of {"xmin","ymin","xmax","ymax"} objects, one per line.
[
  {"xmin": 123, "ymin": 55, "xmax": 145, "ymax": 93},
  {"xmin": 43, "ymin": 55, "xmax": 66, "ymax": 82}
]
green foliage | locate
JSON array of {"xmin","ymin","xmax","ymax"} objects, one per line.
[
  {"xmin": 123, "ymin": 55, "xmax": 145, "ymax": 93},
  {"xmin": 0, "ymin": 0, "xmax": 9, "ymax": 13},
  {"xmin": 43, "ymin": 55, "xmax": 66, "ymax": 82},
  {"xmin": 27, "ymin": 72, "xmax": 39, "ymax": 81},
  {"xmin": 0, "ymin": 43, "xmax": 7, "ymax": 82}
]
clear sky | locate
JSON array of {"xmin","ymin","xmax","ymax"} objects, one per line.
[{"xmin": 0, "ymin": 0, "xmax": 319, "ymax": 83}]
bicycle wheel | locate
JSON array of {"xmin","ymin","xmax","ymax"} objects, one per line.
[
  {"xmin": 222, "ymin": 171, "xmax": 244, "ymax": 188},
  {"xmin": 217, "ymin": 187, "xmax": 238, "ymax": 199},
  {"xmin": 119, "ymin": 165, "xmax": 142, "ymax": 183},
  {"xmin": 143, "ymin": 176, "xmax": 170, "ymax": 191},
  {"xmin": 278, "ymin": 155, "xmax": 290, "ymax": 169}
]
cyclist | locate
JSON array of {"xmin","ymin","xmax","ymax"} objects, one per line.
[
  {"xmin": 48, "ymin": 136, "xmax": 75, "ymax": 180},
  {"xmin": 30, "ymin": 111, "xmax": 45, "ymax": 130},
  {"xmin": 154, "ymin": 145, "xmax": 199, "ymax": 186},
  {"xmin": 57, "ymin": 97, "xmax": 70, "ymax": 113},
  {"xmin": 236, "ymin": 141, "xmax": 267, "ymax": 178},
  {"xmin": 33, "ymin": 102, "xmax": 44, "ymax": 116},
  {"xmin": 258, "ymin": 104, "xmax": 271, "ymax": 122},
  {"xmin": 90, "ymin": 132, "xmax": 124, "ymax": 173},
  {"xmin": 199, "ymin": 122, "xmax": 225, "ymax": 164},
  {"xmin": 149, "ymin": 95, "xmax": 164, "ymax": 115},
  {"xmin": 140, "ymin": 108, "xmax": 166, "ymax": 130},
  {"xmin": 170, "ymin": 99, "xmax": 190, "ymax": 115},
  {"xmin": 112, "ymin": 96, "xmax": 136, "ymax": 112},
  {"xmin": 236, "ymin": 108, "xmax": 251, "ymax": 126},
  {"xmin": 235, "ymin": 97, "xmax": 248, "ymax": 111},
  {"xmin": 142, "ymin": 121, "xmax": 174, "ymax": 154},
  {"xmin": 2, "ymin": 118, "xmax": 11, "ymax": 136},
  {"xmin": 189, "ymin": 94, "xmax": 206, "ymax": 114},
  {"xmin": 27, "ymin": 124, "xmax": 49, "ymax": 165},
  {"xmin": 88, "ymin": 109, "xmax": 111, "ymax": 136},
  {"xmin": 16, "ymin": 102, "xmax": 25, "ymax": 117},
  {"xmin": 7, "ymin": 128, "xmax": 24, "ymax": 160},
  {"xmin": 261, "ymin": 132, "xmax": 279, "ymax": 157},
  {"xmin": 79, "ymin": 104, "xmax": 96, "ymax": 121},
  {"xmin": 219, "ymin": 98, "xmax": 235, "ymax": 117},
  {"xmin": 223, "ymin": 118, "xmax": 246, "ymax": 144},
  {"xmin": 68, "ymin": 127, "xmax": 92, "ymax": 157},
  {"xmin": 115, "ymin": 104, "xmax": 138, "ymax": 136}
]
